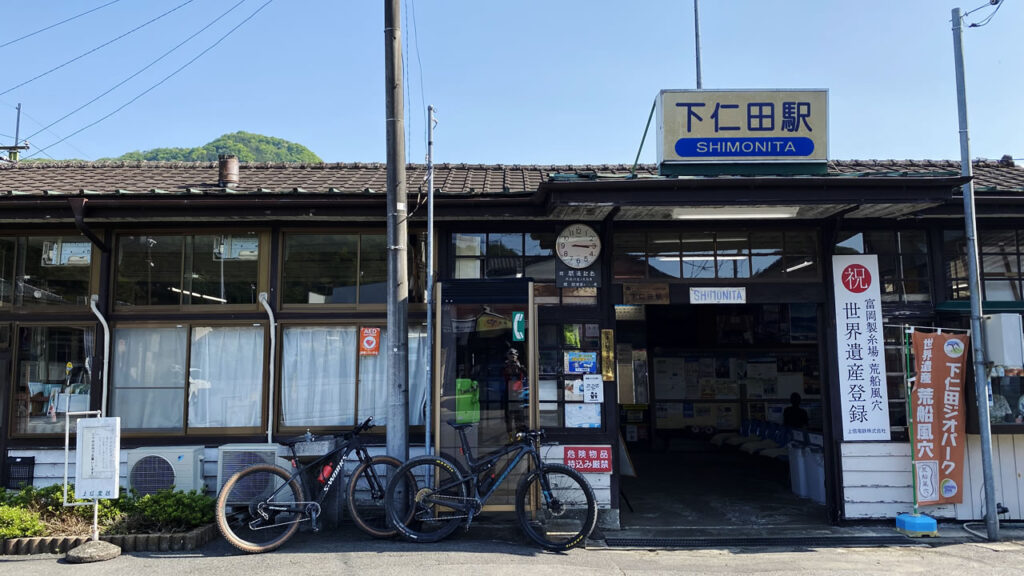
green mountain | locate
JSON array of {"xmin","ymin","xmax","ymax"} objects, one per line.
[{"xmin": 101, "ymin": 131, "xmax": 322, "ymax": 163}]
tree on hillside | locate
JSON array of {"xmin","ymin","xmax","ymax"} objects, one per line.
[{"xmin": 100, "ymin": 132, "xmax": 322, "ymax": 163}]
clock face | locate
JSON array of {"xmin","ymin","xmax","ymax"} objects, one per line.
[{"xmin": 556, "ymin": 224, "xmax": 601, "ymax": 269}]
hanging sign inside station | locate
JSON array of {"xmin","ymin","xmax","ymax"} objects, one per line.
[
  {"xmin": 657, "ymin": 89, "xmax": 828, "ymax": 165},
  {"xmin": 910, "ymin": 330, "xmax": 969, "ymax": 506},
  {"xmin": 689, "ymin": 287, "xmax": 746, "ymax": 304},
  {"xmin": 832, "ymin": 255, "xmax": 890, "ymax": 441}
]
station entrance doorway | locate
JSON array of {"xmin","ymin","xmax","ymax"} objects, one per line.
[{"xmin": 616, "ymin": 302, "xmax": 830, "ymax": 530}]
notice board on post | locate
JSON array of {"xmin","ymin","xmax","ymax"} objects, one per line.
[{"xmin": 75, "ymin": 417, "xmax": 120, "ymax": 499}]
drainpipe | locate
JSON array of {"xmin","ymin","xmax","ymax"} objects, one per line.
[
  {"xmin": 89, "ymin": 295, "xmax": 110, "ymax": 415},
  {"xmin": 259, "ymin": 292, "xmax": 276, "ymax": 443}
]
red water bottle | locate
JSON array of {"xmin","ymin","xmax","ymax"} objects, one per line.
[{"xmin": 317, "ymin": 462, "xmax": 333, "ymax": 484}]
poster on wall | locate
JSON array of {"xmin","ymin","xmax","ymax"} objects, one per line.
[
  {"xmin": 911, "ymin": 330, "xmax": 969, "ymax": 505},
  {"xmin": 832, "ymin": 255, "xmax": 890, "ymax": 441}
]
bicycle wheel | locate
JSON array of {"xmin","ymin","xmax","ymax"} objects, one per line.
[
  {"xmin": 216, "ymin": 464, "xmax": 305, "ymax": 553},
  {"xmin": 347, "ymin": 455, "xmax": 411, "ymax": 538},
  {"xmin": 385, "ymin": 455, "xmax": 468, "ymax": 543},
  {"xmin": 515, "ymin": 463, "xmax": 597, "ymax": 551}
]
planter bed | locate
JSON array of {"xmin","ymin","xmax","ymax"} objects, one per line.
[{"xmin": 2, "ymin": 523, "xmax": 219, "ymax": 555}]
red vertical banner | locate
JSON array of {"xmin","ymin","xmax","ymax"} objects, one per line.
[{"xmin": 911, "ymin": 331, "xmax": 970, "ymax": 505}]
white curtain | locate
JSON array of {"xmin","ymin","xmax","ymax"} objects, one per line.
[
  {"xmin": 188, "ymin": 325, "xmax": 264, "ymax": 428},
  {"xmin": 357, "ymin": 326, "xmax": 429, "ymax": 426},
  {"xmin": 281, "ymin": 326, "xmax": 357, "ymax": 426},
  {"xmin": 111, "ymin": 326, "xmax": 187, "ymax": 430}
]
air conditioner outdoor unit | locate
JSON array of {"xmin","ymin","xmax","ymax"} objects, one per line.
[
  {"xmin": 216, "ymin": 443, "xmax": 287, "ymax": 494},
  {"xmin": 124, "ymin": 446, "xmax": 205, "ymax": 496}
]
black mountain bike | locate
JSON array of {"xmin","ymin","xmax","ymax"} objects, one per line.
[
  {"xmin": 385, "ymin": 420, "xmax": 598, "ymax": 551},
  {"xmin": 215, "ymin": 417, "xmax": 411, "ymax": 553}
]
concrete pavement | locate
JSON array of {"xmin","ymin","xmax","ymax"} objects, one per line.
[{"xmin": 4, "ymin": 521, "xmax": 1024, "ymax": 576}]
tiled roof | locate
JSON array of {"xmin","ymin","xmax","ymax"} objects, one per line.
[{"xmin": 0, "ymin": 159, "xmax": 1020, "ymax": 196}]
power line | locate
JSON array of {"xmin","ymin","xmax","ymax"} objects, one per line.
[
  {"xmin": 24, "ymin": 0, "xmax": 250, "ymax": 143},
  {"xmin": 26, "ymin": 0, "xmax": 275, "ymax": 160},
  {"xmin": 0, "ymin": 0, "xmax": 124, "ymax": 50},
  {"xmin": 409, "ymin": 0, "xmax": 428, "ymax": 160},
  {"xmin": 19, "ymin": 107, "xmax": 93, "ymax": 160},
  {"xmin": 0, "ymin": 0, "xmax": 196, "ymax": 98}
]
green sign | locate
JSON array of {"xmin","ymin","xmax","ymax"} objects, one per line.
[{"xmin": 512, "ymin": 311, "xmax": 525, "ymax": 342}]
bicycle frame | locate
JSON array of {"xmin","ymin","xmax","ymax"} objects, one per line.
[
  {"xmin": 446, "ymin": 425, "xmax": 544, "ymax": 509},
  {"xmin": 252, "ymin": 420, "xmax": 377, "ymax": 528}
]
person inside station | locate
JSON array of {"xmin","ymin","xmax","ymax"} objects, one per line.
[{"xmin": 784, "ymin": 392, "xmax": 809, "ymax": 429}]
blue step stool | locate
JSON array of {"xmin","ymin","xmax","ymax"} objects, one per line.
[{"xmin": 896, "ymin": 513, "xmax": 938, "ymax": 537}]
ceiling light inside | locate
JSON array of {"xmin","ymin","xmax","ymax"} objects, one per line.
[{"xmin": 672, "ymin": 207, "xmax": 800, "ymax": 220}]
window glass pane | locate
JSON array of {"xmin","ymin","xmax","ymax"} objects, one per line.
[
  {"xmin": 282, "ymin": 234, "xmax": 358, "ymax": 304},
  {"xmin": 115, "ymin": 235, "xmax": 184, "ymax": 306},
  {"xmin": 944, "ymin": 230, "xmax": 969, "ymax": 299},
  {"xmin": 835, "ymin": 231, "xmax": 865, "ymax": 255},
  {"xmin": 982, "ymin": 253, "xmax": 1020, "ymax": 278},
  {"xmin": 453, "ymin": 233, "xmax": 485, "ymax": 257},
  {"xmin": 185, "ymin": 234, "xmax": 259, "ymax": 305},
  {"xmin": 525, "ymin": 233, "xmax": 553, "ymax": 256},
  {"xmin": 681, "ymin": 233, "xmax": 715, "ymax": 279},
  {"xmin": 455, "ymin": 258, "xmax": 482, "ymax": 279},
  {"xmin": 984, "ymin": 280, "xmax": 1020, "ymax": 301},
  {"xmin": 13, "ymin": 326, "xmax": 93, "ymax": 435},
  {"xmin": 188, "ymin": 325, "xmax": 264, "ymax": 428},
  {"xmin": 409, "ymin": 232, "xmax": 427, "ymax": 304},
  {"xmin": 524, "ymin": 233, "xmax": 555, "ymax": 281},
  {"xmin": 486, "ymin": 235, "xmax": 524, "ymax": 278},
  {"xmin": 281, "ymin": 326, "xmax": 357, "ymax": 427},
  {"xmin": 785, "ymin": 231, "xmax": 818, "ymax": 254},
  {"xmin": 863, "ymin": 231, "xmax": 896, "ymax": 253},
  {"xmin": 488, "ymin": 234, "xmax": 523, "ymax": 257},
  {"xmin": 18, "ymin": 236, "xmax": 91, "ymax": 306},
  {"xmin": 751, "ymin": 254, "xmax": 784, "ymax": 278},
  {"xmin": 0, "ymin": 237, "xmax": 14, "ymax": 305},
  {"xmin": 897, "ymin": 230, "xmax": 928, "ymax": 255},
  {"xmin": 750, "ymin": 232, "xmax": 783, "ymax": 254},
  {"xmin": 980, "ymin": 230, "xmax": 1017, "ymax": 252},
  {"xmin": 717, "ymin": 234, "xmax": 750, "ymax": 279},
  {"xmin": 613, "ymin": 233, "xmax": 647, "ymax": 279},
  {"xmin": 359, "ymin": 234, "xmax": 387, "ymax": 303},
  {"xmin": 111, "ymin": 326, "xmax": 186, "ymax": 431},
  {"xmin": 647, "ymin": 233, "xmax": 680, "ymax": 279}
]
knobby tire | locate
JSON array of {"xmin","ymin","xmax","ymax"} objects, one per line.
[
  {"xmin": 515, "ymin": 463, "xmax": 597, "ymax": 551},
  {"xmin": 385, "ymin": 455, "xmax": 467, "ymax": 543},
  {"xmin": 216, "ymin": 464, "xmax": 305, "ymax": 554},
  {"xmin": 347, "ymin": 455, "xmax": 409, "ymax": 538}
]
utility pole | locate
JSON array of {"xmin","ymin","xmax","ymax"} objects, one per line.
[
  {"xmin": 952, "ymin": 6, "xmax": 998, "ymax": 541},
  {"xmin": 425, "ymin": 105, "xmax": 435, "ymax": 455},
  {"xmin": 385, "ymin": 0, "xmax": 409, "ymax": 461}
]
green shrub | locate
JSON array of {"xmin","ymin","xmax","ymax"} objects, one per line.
[
  {"xmin": 0, "ymin": 505, "xmax": 46, "ymax": 539},
  {"xmin": 108, "ymin": 489, "xmax": 214, "ymax": 534}
]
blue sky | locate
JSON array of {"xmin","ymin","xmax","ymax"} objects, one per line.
[{"xmin": 0, "ymin": 1, "xmax": 1020, "ymax": 164}]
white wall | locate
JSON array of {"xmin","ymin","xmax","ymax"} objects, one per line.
[{"xmin": 841, "ymin": 434, "xmax": 1024, "ymax": 520}]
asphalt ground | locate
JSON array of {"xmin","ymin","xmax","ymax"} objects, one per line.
[{"xmin": 4, "ymin": 521, "xmax": 1024, "ymax": 576}]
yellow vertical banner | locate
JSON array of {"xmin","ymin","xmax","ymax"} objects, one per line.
[
  {"xmin": 601, "ymin": 329, "xmax": 615, "ymax": 381},
  {"xmin": 911, "ymin": 331, "xmax": 970, "ymax": 505}
]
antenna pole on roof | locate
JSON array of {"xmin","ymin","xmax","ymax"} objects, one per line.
[
  {"xmin": 1, "ymin": 103, "xmax": 29, "ymax": 163},
  {"xmin": 694, "ymin": 0, "xmax": 703, "ymax": 89}
]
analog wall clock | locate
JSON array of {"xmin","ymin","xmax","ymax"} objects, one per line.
[{"xmin": 556, "ymin": 224, "xmax": 601, "ymax": 269}]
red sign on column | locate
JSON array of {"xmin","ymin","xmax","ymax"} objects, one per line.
[
  {"xmin": 563, "ymin": 445, "xmax": 612, "ymax": 473},
  {"xmin": 359, "ymin": 327, "xmax": 380, "ymax": 356}
]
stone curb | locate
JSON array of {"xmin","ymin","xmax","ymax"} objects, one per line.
[{"xmin": 1, "ymin": 523, "xmax": 219, "ymax": 555}]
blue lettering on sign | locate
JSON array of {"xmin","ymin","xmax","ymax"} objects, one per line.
[{"xmin": 675, "ymin": 137, "xmax": 814, "ymax": 157}]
